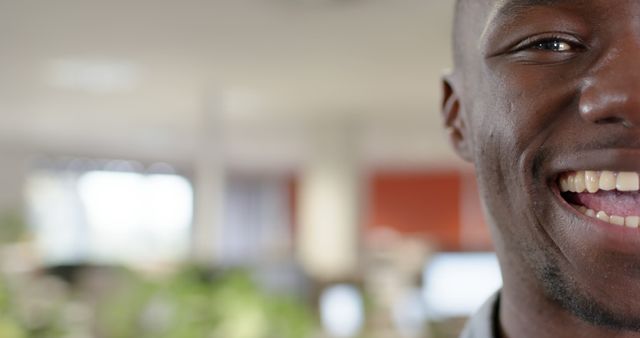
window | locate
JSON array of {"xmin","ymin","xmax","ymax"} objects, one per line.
[
  {"xmin": 422, "ymin": 252, "xmax": 502, "ymax": 319},
  {"xmin": 26, "ymin": 160, "xmax": 193, "ymax": 266}
]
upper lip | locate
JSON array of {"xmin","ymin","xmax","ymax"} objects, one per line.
[{"xmin": 547, "ymin": 148, "xmax": 640, "ymax": 182}]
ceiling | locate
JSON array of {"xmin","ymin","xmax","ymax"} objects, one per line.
[{"xmin": 0, "ymin": 0, "xmax": 461, "ymax": 171}]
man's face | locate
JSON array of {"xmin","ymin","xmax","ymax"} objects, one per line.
[{"xmin": 447, "ymin": 0, "xmax": 640, "ymax": 330}]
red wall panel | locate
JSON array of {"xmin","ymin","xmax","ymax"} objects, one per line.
[{"xmin": 366, "ymin": 172, "xmax": 462, "ymax": 250}]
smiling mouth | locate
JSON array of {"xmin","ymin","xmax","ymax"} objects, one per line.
[{"xmin": 559, "ymin": 171, "xmax": 640, "ymax": 227}]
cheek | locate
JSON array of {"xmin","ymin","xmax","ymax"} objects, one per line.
[
  {"xmin": 470, "ymin": 85, "xmax": 524, "ymax": 176},
  {"xmin": 491, "ymin": 63, "xmax": 581, "ymax": 137},
  {"xmin": 469, "ymin": 102, "xmax": 524, "ymax": 237},
  {"xmin": 466, "ymin": 72, "xmax": 572, "ymax": 240},
  {"xmin": 472, "ymin": 64, "xmax": 579, "ymax": 163}
]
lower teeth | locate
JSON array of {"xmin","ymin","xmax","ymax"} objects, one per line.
[{"xmin": 572, "ymin": 204, "xmax": 640, "ymax": 228}]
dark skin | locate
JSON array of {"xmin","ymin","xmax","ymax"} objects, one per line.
[{"xmin": 444, "ymin": 0, "xmax": 640, "ymax": 337}]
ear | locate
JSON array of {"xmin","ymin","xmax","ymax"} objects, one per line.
[{"xmin": 442, "ymin": 75, "xmax": 473, "ymax": 162}]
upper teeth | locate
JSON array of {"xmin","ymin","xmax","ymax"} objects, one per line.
[{"xmin": 560, "ymin": 170, "xmax": 640, "ymax": 193}]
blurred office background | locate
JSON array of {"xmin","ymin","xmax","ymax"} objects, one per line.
[{"xmin": 0, "ymin": 1, "xmax": 501, "ymax": 337}]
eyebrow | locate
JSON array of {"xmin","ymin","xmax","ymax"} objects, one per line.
[
  {"xmin": 479, "ymin": 0, "xmax": 572, "ymax": 51},
  {"xmin": 495, "ymin": 0, "xmax": 566, "ymax": 18}
]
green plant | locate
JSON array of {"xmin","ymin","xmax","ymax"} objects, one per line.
[
  {"xmin": 0, "ymin": 278, "xmax": 28, "ymax": 338},
  {"xmin": 0, "ymin": 210, "xmax": 26, "ymax": 244},
  {"xmin": 98, "ymin": 267, "xmax": 317, "ymax": 338}
]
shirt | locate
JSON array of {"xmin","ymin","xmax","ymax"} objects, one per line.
[{"xmin": 459, "ymin": 292, "xmax": 500, "ymax": 338}]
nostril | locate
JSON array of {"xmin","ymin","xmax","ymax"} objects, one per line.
[
  {"xmin": 593, "ymin": 117, "xmax": 635, "ymax": 128},
  {"xmin": 594, "ymin": 117, "xmax": 626, "ymax": 125}
]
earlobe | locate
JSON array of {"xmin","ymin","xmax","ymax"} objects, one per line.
[{"xmin": 442, "ymin": 75, "xmax": 473, "ymax": 162}]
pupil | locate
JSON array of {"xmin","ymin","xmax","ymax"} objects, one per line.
[{"xmin": 538, "ymin": 40, "xmax": 564, "ymax": 51}]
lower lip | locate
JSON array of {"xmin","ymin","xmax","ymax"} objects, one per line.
[{"xmin": 551, "ymin": 181, "xmax": 640, "ymax": 254}]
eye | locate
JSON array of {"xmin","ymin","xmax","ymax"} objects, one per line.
[
  {"xmin": 488, "ymin": 32, "xmax": 588, "ymax": 64},
  {"xmin": 531, "ymin": 39, "xmax": 574, "ymax": 52},
  {"xmin": 514, "ymin": 35, "xmax": 585, "ymax": 54}
]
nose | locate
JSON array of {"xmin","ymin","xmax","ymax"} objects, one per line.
[{"xmin": 579, "ymin": 42, "xmax": 640, "ymax": 128}]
